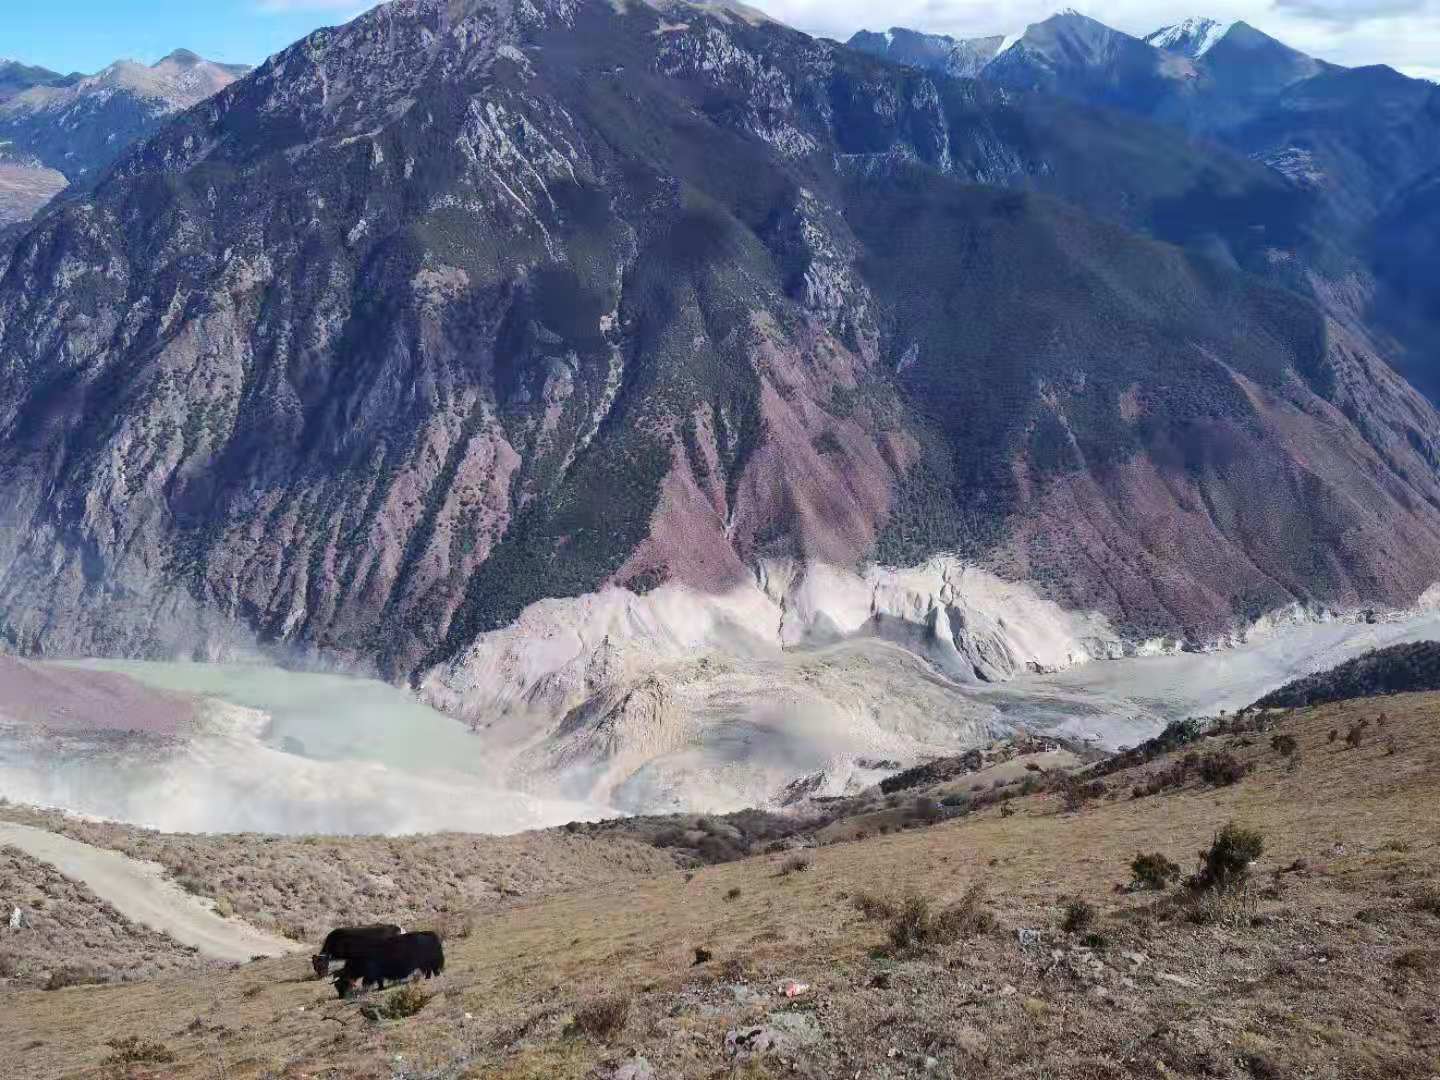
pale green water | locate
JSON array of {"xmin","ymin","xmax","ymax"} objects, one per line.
[{"xmin": 61, "ymin": 660, "xmax": 492, "ymax": 777}]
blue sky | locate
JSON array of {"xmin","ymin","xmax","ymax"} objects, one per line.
[
  {"xmin": 4, "ymin": 0, "xmax": 1437, "ymax": 81},
  {"xmin": 3, "ymin": 1, "xmax": 373, "ymax": 74}
]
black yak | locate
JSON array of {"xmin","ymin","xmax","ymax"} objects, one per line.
[
  {"xmin": 311, "ymin": 923, "xmax": 403, "ymax": 979},
  {"xmin": 333, "ymin": 931, "xmax": 444, "ymax": 998}
]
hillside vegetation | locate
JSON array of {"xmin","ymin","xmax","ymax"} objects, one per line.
[
  {"xmin": 3, "ymin": 691, "xmax": 1437, "ymax": 1078},
  {"xmin": 1251, "ymin": 640, "xmax": 1440, "ymax": 709}
]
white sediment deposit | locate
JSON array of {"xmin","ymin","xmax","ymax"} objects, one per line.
[{"xmin": 3, "ymin": 562, "xmax": 1437, "ymax": 835}]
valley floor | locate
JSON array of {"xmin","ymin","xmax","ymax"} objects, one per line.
[{"xmin": 3, "ymin": 694, "xmax": 1439, "ymax": 1078}]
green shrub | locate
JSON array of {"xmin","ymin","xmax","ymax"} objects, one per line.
[
  {"xmin": 380, "ymin": 983, "xmax": 434, "ymax": 1020},
  {"xmin": 1061, "ymin": 898, "xmax": 1096, "ymax": 934},
  {"xmin": 1190, "ymin": 823, "xmax": 1264, "ymax": 893},
  {"xmin": 1131, "ymin": 852, "xmax": 1182, "ymax": 891}
]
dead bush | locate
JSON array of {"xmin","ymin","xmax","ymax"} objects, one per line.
[
  {"xmin": 44, "ymin": 965, "xmax": 104, "ymax": 991},
  {"xmin": 778, "ymin": 854, "xmax": 812, "ymax": 876},
  {"xmin": 912, "ymin": 797, "xmax": 943, "ymax": 824},
  {"xmin": 1060, "ymin": 775, "xmax": 1106, "ymax": 812},
  {"xmin": 0, "ymin": 953, "xmax": 18, "ymax": 978},
  {"xmin": 886, "ymin": 883, "xmax": 992, "ymax": 951},
  {"xmin": 1197, "ymin": 752, "xmax": 1248, "ymax": 787},
  {"xmin": 104, "ymin": 1036, "xmax": 176, "ymax": 1066},
  {"xmin": 571, "ymin": 993, "xmax": 631, "ymax": 1040},
  {"xmin": 1414, "ymin": 885, "xmax": 1440, "ymax": 917},
  {"xmin": 1394, "ymin": 949, "xmax": 1438, "ymax": 976},
  {"xmin": 1181, "ymin": 881, "xmax": 1259, "ymax": 928},
  {"xmin": 853, "ymin": 891, "xmax": 896, "ymax": 921},
  {"xmin": 436, "ymin": 910, "xmax": 474, "ymax": 942},
  {"xmin": 1269, "ymin": 734, "xmax": 1298, "ymax": 756}
]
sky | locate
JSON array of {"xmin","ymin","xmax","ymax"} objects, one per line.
[{"xmin": 3, "ymin": 0, "xmax": 1437, "ymax": 82}]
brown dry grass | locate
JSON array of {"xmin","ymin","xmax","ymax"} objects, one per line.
[
  {"xmin": 2, "ymin": 693, "xmax": 1439, "ymax": 1078},
  {"xmin": 0, "ymin": 809, "xmax": 677, "ymax": 943},
  {"xmin": 0, "ymin": 847, "xmax": 217, "ymax": 991}
]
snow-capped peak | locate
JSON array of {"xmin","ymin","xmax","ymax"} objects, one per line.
[{"xmin": 1145, "ymin": 16, "xmax": 1231, "ymax": 58}]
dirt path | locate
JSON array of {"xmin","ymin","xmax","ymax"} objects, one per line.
[{"xmin": 0, "ymin": 822, "xmax": 302, "ymax": 962}]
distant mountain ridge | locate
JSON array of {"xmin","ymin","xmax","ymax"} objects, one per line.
[
  {"xmin": 847, "ymin": 28, "xmax": 1006, "ymax": 79},
  {"xmin": 0, "ymin": 49, "xmax": 249, "ymax": 225},
  {"xmin": 849, "ymin": 10, "xmax": 1440, "ymax": 406}
]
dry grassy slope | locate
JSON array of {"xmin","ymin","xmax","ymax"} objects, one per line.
[
  {"xmin": 0, "ymin": 811, "xmax": 676, "ymax": 943},
  {"xmin": 0, "ymin": 846, "xmax": 216, "ymax": 993},
  {"xmin": 4, "ymin": 693, "xmax": 1440, "ymax": 1079}
]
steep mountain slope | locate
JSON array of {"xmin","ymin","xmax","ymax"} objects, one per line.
[
  {"xmin": 0, "ymin": 50, "xmax": 248, "ymax": 184},
  {"xmin": 1, "ymin": 0, "xmax": 1438, "ymax": 733},
  {"xmin": 1371, "ymin": 165, "xmax": 1440, "ymax": 403},
  {"xmin": 848, "ymin": 28, "xmax": 1005, "ymax": 79},
  {"xmin": 851, "ymin": 13, "xmax": 1440, "ymax": 404},
  {"xmin": 982, "ymin": 11, "xmax": 1196, "ymax": 112},
  {"xmin": 1193, "ymin": 21, "xmax": 1327, "ymax": 100}
]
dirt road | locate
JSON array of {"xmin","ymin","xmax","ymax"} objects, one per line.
[{"xmin": 0, "ymin": 821, "xmax": 301, "ymax": 962}]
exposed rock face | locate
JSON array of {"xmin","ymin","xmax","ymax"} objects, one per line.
[
  {"xmin": 847, "ymin": 29, "xmax": 1004, "ymax": 79},
  {"xmin": 1, "ymin": 0, "xmax": 1438, "ymax": 738}
]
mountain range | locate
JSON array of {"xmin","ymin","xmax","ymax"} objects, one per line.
[
  {"xmin": 0, "ymin": 0, "xmax": 1437, "ymax": 743},
  {"xmin": 0, "ymin": 50, "xmax": 248, "ymax": 226},
  {"xmin": 849, "ymin": 10, "xmax": 1440, "ymax": 401}
]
